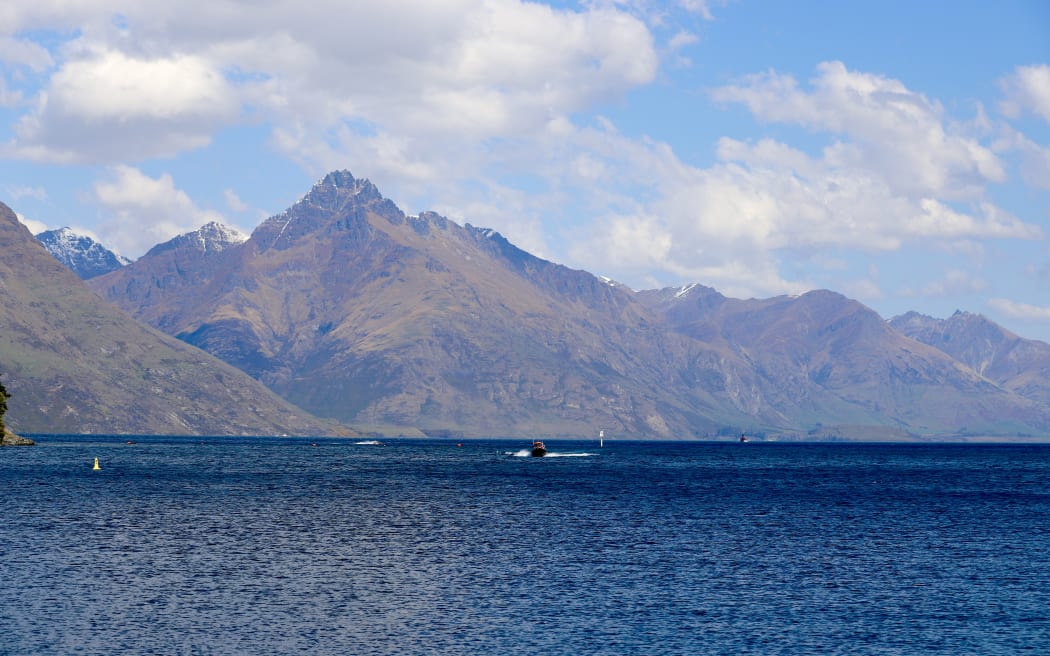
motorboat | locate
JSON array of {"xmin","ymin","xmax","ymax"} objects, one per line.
[{"xmin": 531, "ymin": 440, "xmax": 547, "ymax": 457}]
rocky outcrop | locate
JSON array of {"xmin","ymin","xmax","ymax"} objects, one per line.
[{"xmin": 1, "ymin": 428, "xmax": 34, "ymax": 446}]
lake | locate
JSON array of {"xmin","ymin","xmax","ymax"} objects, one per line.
[{"xmin": 2, "ymin": 437, "xmax": 1048, "ymax": 655}]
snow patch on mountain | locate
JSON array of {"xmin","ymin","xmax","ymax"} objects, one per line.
[
  {"xmin": 36, "ymin": 227, "xmax": 131, "ymax": 279},
  {"xmin": 674, "ymin": 283, "xmax": 698, "ymax": 299},
  {"xmin": 598, "ymin": 275, "xmax": 629, "ymax": 290}
]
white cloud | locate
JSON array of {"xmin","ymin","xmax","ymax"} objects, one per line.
[
  {"xmin": 0, "ymin": 36, "xmax": 54, "ymax": 72},
  {"xmin": 993, "ymin": 125, "xmax": 1050, "ymax": 190},
  {"xmin": 224, "ymin": 189, "xmax": 248, "ymax": 212},
  {"xmin": 3, "ymin": 1, "xmax": 658, "ymax": 170},
  {"xmin": 251, "ymin": 1, "xmax": 658, "ymax": 187},
  {"xmin": 6, "ymin": 48, "xmax": 240, "ymax": 163},
  {"xmin": 562, "ymin": 63, "xmax": 1042, "ymax": 298},
  {"xmin": 676, "ymin": 0, "xmax": 717, "ymax": 20},
  {"xmin": 52, "ymin": 50, "xmax": 233, "ymax": 123},
  {"xmin": 910, "ymin": 200, "xmax": 1041, "ymax": 241},
  {"xmin": 14, "ymin": 211, "xmax": 47, "ymax": 234},
  {"xmin": 92, "ymin": 166, "xmax": 228, "ymax": 257},
  {"xmin": 710, "ymin": 61, "xmax": 1006, "ymax": 200},
  {"xmin": 988, "ymin": 297, "xmax": 1050, "ymax": 321},
  {"xmin": 0, "ymin": 1, "xmax": 125, "ymax": 34},
  {"xmin": 668, "ymin": 30, "xmax": 698, "ymax": 50},
  {"xmin": 999, "ymin": 64, "xmax": 1050, "ymax": 123}
]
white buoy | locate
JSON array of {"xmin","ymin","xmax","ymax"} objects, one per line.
[{"xmin": 92, "ymin": 457, "xmax": 101, "ymax": 471}]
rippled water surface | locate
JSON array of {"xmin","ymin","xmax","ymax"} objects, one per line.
[{"xmin": 2, "ymin": 438, "xmax": 1049, "ymax": 655}]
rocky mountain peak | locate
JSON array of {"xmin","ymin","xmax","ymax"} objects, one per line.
[
  {"xmin": 890, "ymin": 310, "xmax": 935, "ymax": 327},
  {"xmin": 250, "ymin": 170, "xmax": 401, "ymax": 252},
  {"xmin": 195, "ymin": 221, "xmax": 248, "ymax": 251},
  {"xmin": 36, "ymin": 226, "xmax": 130, "ymax": 279},
  {"xmin": 145, "ymin": 221, "xmax": 247, "ymax": 257},
  {"xmin": 891, "ymin": 310, "xmax": 1011, "ymax": 344},
  {"xmin": 891, "ymin": 308, "xmax": 1050, "ymax": 392},
  {"xmin": 304, "ymin": 170, "xmax": 382, "ymax": 209}
]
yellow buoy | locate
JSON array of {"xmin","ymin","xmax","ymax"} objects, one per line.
[{"xmin": 92, "ymin": 457, "xmax": 101, "ymax": 471}]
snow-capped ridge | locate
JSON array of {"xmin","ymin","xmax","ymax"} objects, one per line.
[
  {"xmin": 144, "ymin": 221, "xmax": 247, "ymax": 258},
  {"xmin": 36, "ymin": 226, "xmax": 130, "ymax": 279},
  {"xmin": 194, "ymin": 221, "xmax": 247, "ymax": 252}
]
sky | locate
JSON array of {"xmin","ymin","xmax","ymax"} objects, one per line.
[{"xmin": 2, "ymin": 1, "xmax": 1050, "ymax": 340}]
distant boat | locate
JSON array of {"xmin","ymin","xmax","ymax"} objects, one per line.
[
  {"xmin": 599, "ymin": 429, "xmax": 604, "ymax": 448},
  {"xmin": 739, "ymin": 433, "xmax": 748, "ymax": 443},
  {"xmin": 531, "ymin": 441, "xmax": 547, "ymax": 457}
]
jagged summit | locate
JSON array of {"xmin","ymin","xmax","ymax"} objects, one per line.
[
  {"xmin": 891, "ymin": 308, "xmax": 1050, "ymax": 407},
  {"xmin": 891, "ymin": 309, "xmax": 1012, "ymax": 341},
  {"xmin": 251, "ymin": 170, "xmax": 402, "ymax": 251},
  {"xmin": 36, "ymin": 227, "xmax": 130, "ymax": 279},
  {"xmin": 319, "ymin": 169, "xmax": 379, "ymax": 195},
  {"xmin": 292, "ymin": 170, "xmax": 384, "ymax": 213}
]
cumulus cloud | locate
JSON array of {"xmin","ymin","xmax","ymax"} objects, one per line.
[
  {"xmin": 6, "ymin": 49, "xmax": 240, "ymax": 163},
  {"xmin": 92, "ymin": 166, "xmax": 229, "ymax": 257},
  {"xmin": 2, "ymin": 0, "xmax": 657, "ymax": 171},
  {"xmin": 566, "ymin": 62, "xmax": 1042, "ymax": 298},
  {"xmin": 710, "ymin": 61, "xmax": 1006, "ymax": 200},
  {"xmin": 999, "ymin": 64, "xmax": 1050, "ymax": 123}
]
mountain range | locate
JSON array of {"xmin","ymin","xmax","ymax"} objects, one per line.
[
  {"xmin": 0, "ymin": 201, "xmax": 344, "ymax": 436},
  {"xmin": 68, "ymin": 170, "xmax": 1050, "ymax": 440}
]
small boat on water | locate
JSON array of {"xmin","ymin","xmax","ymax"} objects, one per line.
[{"xmin": 531, "ymin": 441, "xmax": 547, "ymax": 457}]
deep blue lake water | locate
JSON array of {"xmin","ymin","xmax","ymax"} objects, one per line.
[{"xmin": 2, "ymin": 437, "xmax": 1048, "ymax": 655}]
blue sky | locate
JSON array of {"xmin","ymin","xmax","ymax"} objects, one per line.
[{"xmin": 2, "ymin": 1, "xmax": 1050, "ymax": 340}]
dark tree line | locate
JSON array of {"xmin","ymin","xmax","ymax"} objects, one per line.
[{"xmin": 0, "ymin": 376, "xmax": 8, "ymax": 433}]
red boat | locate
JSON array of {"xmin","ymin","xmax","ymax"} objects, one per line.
[{"xmin": 531, "ymin": 441, "xmax": 547, "ymax": 457}]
